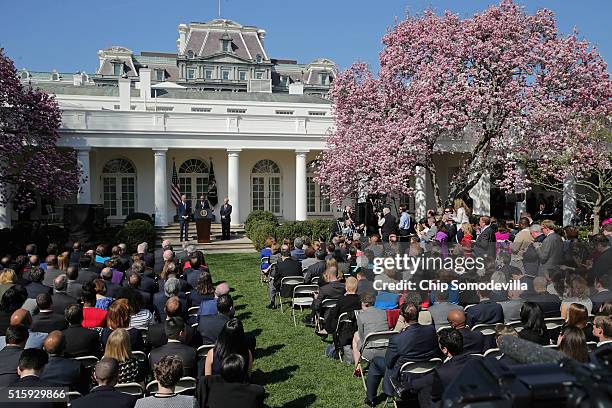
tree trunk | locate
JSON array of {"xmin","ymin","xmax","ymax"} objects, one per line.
[
  {"xmin": 592, "ymin": 204, "xmax": 601, "ymax": 234},
  {"xmin": 427, "ymin": 165, "xmax": 444, "ymax": 213}
]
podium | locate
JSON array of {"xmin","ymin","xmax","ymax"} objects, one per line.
[{"xmin": 195, "ymin": 209, "xmax": 213, "ymax": 243}]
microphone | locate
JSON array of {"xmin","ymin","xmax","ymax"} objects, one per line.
[{"xmin": 498, "ymin": 335, "xmax": 568, "ymax": 365}]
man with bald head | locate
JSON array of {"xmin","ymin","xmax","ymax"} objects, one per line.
[
  {"xmin": 147, "ymin": 296, "xmax": 198, "ymax": 349},
  {"xmin": 42, "ymin": 255, "xmax": 62, "ymax": 286},
  {"xmin": 40, "ymin": 330, "xmax": 87, "ymax": 393},
  {"xmin": 51, "ymin": 274, "xmax": 77, "ymax": 315},
  {"xmin": 126, "ymin": 272, "xmax": 152, "ymax": 307},
  {"xmin": 447, "ymin": 309, "xmax": 485, "ymax": 354},
  {"xmin": 154, "ymin": 240, "xmax": 173, "ymax": 274},
  {"xmin": 0, "ymin": 309, "xmax": 46, "ymax": 349},
  {"xmin": 71, "ymin": 357, "xmax": 138, "ymax": 408},
  {"xmin": 100, "ymin": 267, "xmax": 121, "ymax": 298}
]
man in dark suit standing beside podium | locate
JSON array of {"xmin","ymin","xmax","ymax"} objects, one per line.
[
  {"xmin": 178, "ymin": 195, "xmax": 191, "ymax": 242},
  {"xmin": 220, "ymin": 197, "xmax": 232, "ymax": 240}
]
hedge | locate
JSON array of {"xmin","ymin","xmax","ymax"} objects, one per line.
[
  {"xmin": 124, "ymin": 212, "xmax": 154, "ymax": 225},
  {"xmin": 116, "ymin": 220, "xmax": 156, "ymax": 253},
  {"xmin": 245, "ymin": 216, "xmax": 335, "ymax": 250},
  {"xmin": 245, "ymin": 210, "xmax": 278, "ymax": 235}
]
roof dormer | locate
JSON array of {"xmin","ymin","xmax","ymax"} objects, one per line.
[{"xmin": 220, "ymin": 32, "xmax": 233, "ymax": 53}]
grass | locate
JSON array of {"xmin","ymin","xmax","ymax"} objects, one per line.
[{"xmin": 206, "ymin": 253, "xmax": 365, "ymax": 408}]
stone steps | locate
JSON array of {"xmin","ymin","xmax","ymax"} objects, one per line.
[{"xmin": 155, "ymin": 223, "xmax": 255, "ymax": 254}]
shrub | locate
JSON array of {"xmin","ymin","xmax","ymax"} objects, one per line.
[
  {"xmin": 124, "ymin": 212, "xmax": 154, "ymax": 225},
  {"xmin": 245, "ymin": 210, "xmax": 277, "ymax": 234},
  {"xmin": 248, "ymin": 220, "xmax": 277, "ymax": 250},
  {"xmin": 116, "ymin": 220, "xmax": 156, "ymax": 253},
  {"xmin": 275, "ymin": 219, "xmax": 335, "ymax": 244}
]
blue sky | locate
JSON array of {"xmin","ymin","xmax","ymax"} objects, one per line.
[{"xmin": 1, "ymin": 0, "xmax": 609, "ymax": 73}]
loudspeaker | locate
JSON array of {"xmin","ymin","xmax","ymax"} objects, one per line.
[{"xmin": 63, "ymin": 204, "xmax": 105, "ymax": 244}]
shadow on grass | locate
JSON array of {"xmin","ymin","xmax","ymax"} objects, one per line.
[
  {"xmin": 252, "ymin": 364, "xmax": 299, "ymax": 386},
  {"xmin": 282, "ymin": 394, "xmax": 317, "ymax": 408},
  {"xmin": 236, "ymin": 311, "xmax": 253, "ymax": 320},
  {"xmin": 255, "ymin": 344, "xmax": 285, "ymax": 359},
  {"xmin": 234, "ymin": 303, "xmax": 247, "ymax": 311},
  {"xmin": 246, "ymin": 328, "xmax": 263, "ymax": 338},
  {"xmin": 232, "ymin": 294, "xmax": 243, "ymax": 301}
]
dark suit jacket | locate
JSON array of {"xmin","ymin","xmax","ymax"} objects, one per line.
[
  {"xmin": 592, "ymin": 290, "xmax": 612, "ymax": 314},
  {"xmin": 473, "ymin": 226, "xmax": 496, "ymax": 259},
  {"xmin": 62, "ymin": 325, "xmax": 101, "ymax": 358},
  {"xmin": 381, "ymin": 213, "xmax": 397, "ymax": 237},
  {"xmin": 26, "ymin": 282, "xmax": 53, "ymax": 299},
  {"xmin": 153, "ymin": 248, "xmax": 166, "ymax": 275},
  {"xmin": 521, "ymin": 291, "xmax": 561, "ymax": 318},
  {"xmin": 593, "ymin": 248, "xmax": 612, "ymax": 279},
  {"xmin": 465, "ymin": 300, "xmax": 504, "ymax": 328},
  {"xmin": 324, "ymin": 293, "xmax": 360, "ymax": 333},
  {"xmin": 197, "ymin": 375, "xmax": 264, "ymax": 408},
  {"xmin": 304, "ymin": 261, "xmax": 326, "ymax": 283},
  {"xmin": 153, "ymin": 292, "xmax": 187, "ymax": 321},
  {"xmin": 149, "ymin": 341, "xmax": 196, "ymax": 377},
  {"xmin": 52, "ymin": 291, "xmax": 78, "ymax": 315},
  {"xmin": 76, "ymin": 267, "xmax": 99, "ymax": 284},
  {"xmin": 66, "ymin": 281, "xmax": 83, "ymax": 299},
  {"xmin": 31, "ymin": 311, "xmax": 68, "ymax": 333},
  {"xmin": 0, "ymin": 345, "xmax": 24, "ymax": 387},
  {"xmin": 430, "ymin": 353, "xmax": 473, "ymax": 402},
  {"xmin": 275, "ymin": 258, "xmax": 302, "ymax": 279},
  {"xmin": 178, "ymin": 201, "xmax": 191, "ymax": 218},
  {"xmin": 147, "ymin": 321, "xmax": 198, "ymax": 349},
  {"xmin": 219, "ymin": 203, "xmax": 232, "ymax": 222},
  {"xmin": 70, "ymin": 250, "xmax": 83, "ymax": 266},
  {"xmin": 125, "ymin": 272, "xmax": 156, "ymax": 294},
  {"xmin": 103, "ymin": 280, "xmax": 121, "ymax": 298},
  {"xmin": 385, "ymin": 324, "xmax": 439, "ymax": 381},
  {"xmin": 198, "ymin": 314, "xmax": 230, "ymax": 345},
  {"xmin": 71, "ymin": 385, "xmax": 137, "ymax": 408},
  {"xmin": 590, "ymin": 342, "xmax": 612, "ymax": 366},
  {"xmin": 40, "ymin": 356, "xmax": 87, "ymax": 394},
  {"xmin": 458, "ymin": 327, "xmax": 485, "ymax": 355},
  {"xmin": 312, "ymin": 281, "xmax": 345, "ymax": 312},
  {"xmin": 42, "ymin": 268, "xmax": 64, "ymax": 287}
]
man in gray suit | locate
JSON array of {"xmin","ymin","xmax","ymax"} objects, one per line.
[
  {"xmin": 536, "ymin": 219, "xmax": 563, "ymax": 277},
  {"xmin": 499, "ymin": 288, "xmax": 523, "ymax": 323},
  {"xmin": 428, "ymin": 290, "xmax": 463, "ymax": 329}
]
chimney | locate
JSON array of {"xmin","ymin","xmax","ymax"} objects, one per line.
[
  {"xmin": 118, "ymin": 77, "xmax": 131, "ymax": 110},
  {"xmin": 139, "ymin": 67, "xmax": 151, "ymax": 105},
  {"xmin": 178, "ymin": 24, "xmax": 188, "ymax": 54},
  {"xmin": 289, "ymin": 82, "xmax": 304, "ymax": 95},
  {"xmin": 73, "ymin": 72, "xmax": 83, "ymax": 86}
]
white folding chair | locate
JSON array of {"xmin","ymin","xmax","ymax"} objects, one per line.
[
  {"xmin": 188, "ymin": 306, "xmax": 199, "ymax": 317},
  {"xmin": 197, "ymin": 344, "xmax": 215, "ymax": 367},
  {"xmin": 334, "ymin": 312, "xmax": 355, "ymax": 361},
  {"xmin": 544, "ymin": 317, "xmax": 565, "ymax": 331},
  {"xmin": 544, "ymin": 344, "xmax": 558, "ymax": 349},
  {"xmin": 115, "ymin": 382, "xmax": 144, "ymax": 397},
  {"xmin": 73, "ymin": 355, "xmax": 98, "ymax": 369},
  {"xmin": 315, "ymin": 298, "xmax": 339, "ymax": 331},
  {"xmin": 508, "ymin": 320, "xmax": 524, "ymax": 332},
  {"xmin": 276, "ymin": 276, "xmax": 305, "ymax": 312},
  {"xmin": 471, "ymin": 323, "xmax": 498, "ymax": 336},
  {"xmin": 146, "ymin": 377, "xmax": 197, "ymax": 395},
  {"xmin": 587, "ymin": 341, "xmax": 597, "ymax": 352},
  {"xmin": 358, "ymin": 330, "xmax": 396, "ymax": 391},
  {"xmin": 311, "ymin": 276, "xmax": 320, "ymax": 285},
  {"xmin": 290, "ymin": 284, "xmax": 318, "ymax": 326},
  {"xmin": 483, "ymin": 348, "xmax": 503, "ymax": 359},
  {"xmin": 386, "ymin": 358, "xmax": 443, "ymax": 407}
]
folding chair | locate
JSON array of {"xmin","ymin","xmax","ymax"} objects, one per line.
[
  {"xmin": 544, "ymin": 317, "xmax": 565, "ymax": 331},
  {"xmin": 471, "ymin": 323, "xmax": 498, "ymax": 336},
  {"xmin": 386, "ymin": 358, "xmax": 443, "ymax": 408},
  {"xmin": 358, "ymin": 330, "xmax": 396, "ymax": 391},
  {"xmin": 290, "ymin": 284, "xmax": 318, "ymax": 326},
  {"xmin": 463, "ymin": 304, "xmax": 475, "ymax": 312},
  {"xmin": 587, "ymin": 341, "xmax": 597, "ymax": 352},
  {"xmin": 138, "ymin": 327, "xmax": 149, "ymax": 344},
  {"xmin": 276, "ymin": 276, "xmax": 305, "ymax": 312},
  {"xmin": 146, "ymin": 377, "xmax": 197, "ymax": 395},
  {"xmin": 315, "ymin": 298, "xmax": 338, "ymax": 332},
  {"xmin": 188, "ymin": 306, "xmax": 199, "ymax": 317},
  {"xmin": 334, "ymin": 312, "xmax": 355, "ymax": 361},
  {"xmin": 197, "ymin": 344, "xmax": 215, "ymax": 373},
  {"xmin": 260, "ymin": 256, "xmax": 271, "ymax": 284},
  {"xmin": 508, "ymin": 320, "xmax": 524, "ymax": 332},
  {"xmin": 436, "ymin": 326, "xmax": 451, "ymax": 333},
  {"xmin": 115, "ymin": 382, "xmax": 144, "ymax": 397},
  {"xmin": 543, "ymin": 344, "xmax": 558, "ymax": 349},
  {"xmin": 311, "ymin": 276, "xmax": 320, "ymax": 285},
  {"xmin": 131, "ymin": 350, "xmax": 148, "ymax": 378},
  {"xmin": 483, "ymin": 348, "xmax": 503, "ymax": 359}
]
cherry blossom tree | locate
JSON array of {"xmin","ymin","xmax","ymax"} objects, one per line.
[
  {"xmin": 317, "ymin": 1, "xmax": 611, "ymax": 212},
  {"xmin": 0, "ymin": 48, "xmax": 82, "ymax": 212}
]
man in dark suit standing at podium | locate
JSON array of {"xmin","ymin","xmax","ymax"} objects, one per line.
[
  {"xmin": 178, "ymin": 195, "xmax": 191, "ymax": 242},
  {"xmin": 220, "ymin": 197, "xmax": 232, "ymax": 240}
]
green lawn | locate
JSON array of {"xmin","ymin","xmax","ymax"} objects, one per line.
[{"xmin": 206, "ymin": 253, "xmax": 365, "ymax": 408}]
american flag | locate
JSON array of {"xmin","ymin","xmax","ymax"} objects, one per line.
[{"xmin": 170, "ymin": 160, "xmax": 181, "ymax": 207}]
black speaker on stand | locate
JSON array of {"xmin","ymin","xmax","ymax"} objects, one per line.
[{"xmin": 63, "ymin": 204, "xmax": 106, "ymax": 245}]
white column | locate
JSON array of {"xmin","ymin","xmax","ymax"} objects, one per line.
[
  {"xmin": 227, "ymin": 149, "xmax": 241, "ymax": 224},
  {"xmin": 0, "ymin": 187, "xmax": 11, "ymax": 229},
  {"xmin": 118, "ymin": 77, "xmax": 131, "ymax": 111},
  {"xmin": 469, "ymin": 172, "xmax": 491, "ymax": 216},
  {"xmin": 153, "ymin": 148, "xmax": 168, "ymax": 227},
  {"xmin": 76, "ymin": 147, "xmax": 92, "ymax": 204},
  {"xmin": 563, "ymin": 173, "xmax": 576, "ymax": 227},
  {"xmin": 415, "ymin": 166, "xmax": 427, "ymax": 220},
  {"xmin": 515, "ymin": 164, "xmax": 527, "ymax": 222},
  {"xmin": 295, "ymin": 150, "xmax": 309, "ymax": 221}
]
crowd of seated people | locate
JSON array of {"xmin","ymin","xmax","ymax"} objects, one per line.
[
  {"xmin": 0, "ymin": 240, "xmax": 264, "ymax": 408},
  {"xmin": 259, "ymin": 210, "xmax": 612, "ymax": 407}
]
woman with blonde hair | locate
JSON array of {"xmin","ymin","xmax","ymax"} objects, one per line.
[
  {"xmin": 101, "ymin": 298, "xmax": 144, "ymax": 351},
  {"xmin": 459, "ymin": 223, "xmax": 474, "ymax": 257},
  {"xmin": 452, "ymin": 198, "xmax": 471, "ymax": 225},
  {"xmin": 0, "ymin": 269, "xmax": 17, "ymax": 300},
  {"xmin": 104, "ymin": 328, "xmax": 140, "ymax": 383},
  {"xmin": 57, "ymin": 252, "xmax": 69, "ymax": 272}
]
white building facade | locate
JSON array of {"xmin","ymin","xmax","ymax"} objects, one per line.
[{"xmin": 3, "ymin": 18, "xmax": 574, "ymax": 229}]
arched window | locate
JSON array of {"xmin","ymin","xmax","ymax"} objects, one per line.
[
  {"xmin": 251, "ymin": 159, "xmax": 281, "ymax": 215},
  {"xmin": 178, "ymin": 159, "xmax": 209, "ymax": 204},
  {"xmin": 101, "ymin": 158, "xmax": 137, "ymax": 218},
  {"xmin": 307, "ymin": 161, "xmax": 331, "ymax": 214},
  {"xmin": 187, "ymin": 50, "xmax": 194, "ymax": 59}
]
